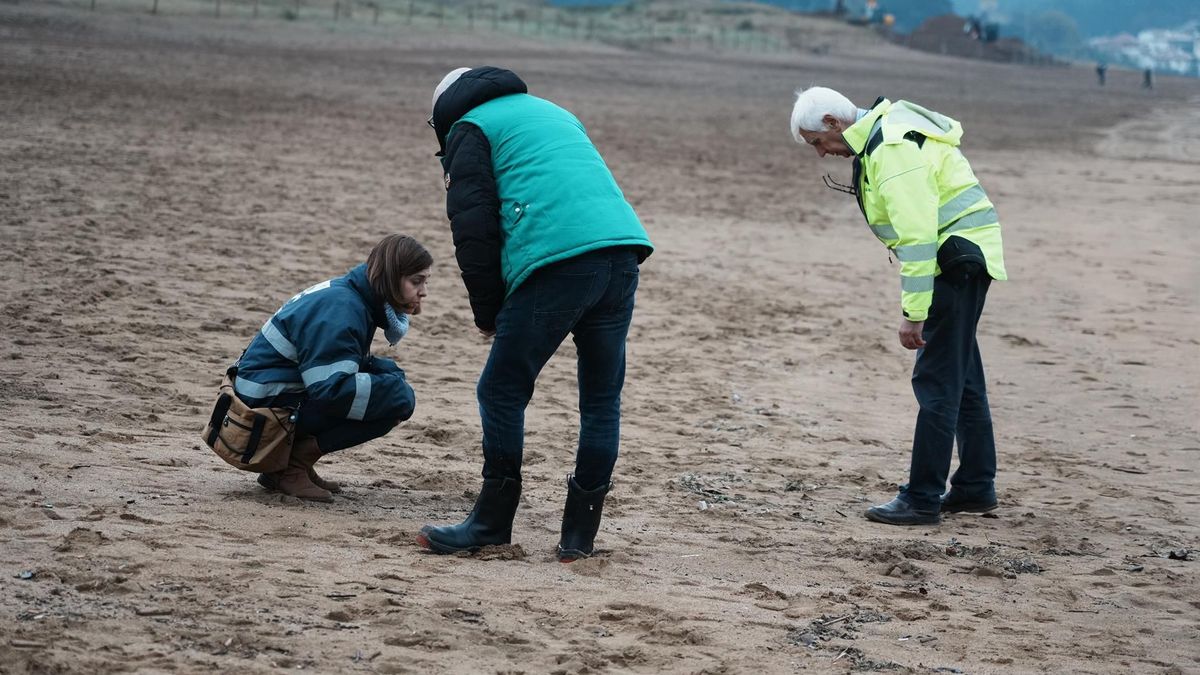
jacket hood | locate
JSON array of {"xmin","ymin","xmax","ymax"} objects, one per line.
[
  {"xmin": 431, "ymin": 67, "xmax": 527, "ymax": 156},
  {"xmin": 844, "ymin": 98, "xmax": 962, "ymax": 155},
  {"xmin": 886, "ymin": 100, "xmax": 962, "ymax": 146}
]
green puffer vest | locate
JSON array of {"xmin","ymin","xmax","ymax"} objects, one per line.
[{"xmin": 452, "ymin": 94, "xmax": 653, "ymax": 295}]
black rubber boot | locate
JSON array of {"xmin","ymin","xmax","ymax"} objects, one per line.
[
  {"xmin": 416, "ymin": 477, "xmax": 521, "ymax": 554},
  {"xmin": 556, "ymin": 476, "xmax": 611, "ymax": 562}
]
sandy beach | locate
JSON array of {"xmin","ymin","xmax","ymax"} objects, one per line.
[{"xmin": 1, "ymin": 4, "xmax": 1198, "ymax": 673}]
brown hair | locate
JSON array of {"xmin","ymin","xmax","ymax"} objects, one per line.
[{"xmin": 366, "ymin": 234, "xmax": 433, "ymax": 308}]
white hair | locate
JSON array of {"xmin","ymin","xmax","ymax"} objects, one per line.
[
  {"xmin": 432, "ymin": 67, "xmax": 472, "ymax": 111},
  {"xmin": 790, "ymin": 86, "xmax": 857, "ymax": 143}
]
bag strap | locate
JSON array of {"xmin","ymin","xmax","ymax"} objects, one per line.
[
  {"xmin": 206, "ymin": 393, "xmax": 233, "ymax": 447},
  {"xmin": 242, "ymin": 414, "xmax": 266, "ymax": 464}
]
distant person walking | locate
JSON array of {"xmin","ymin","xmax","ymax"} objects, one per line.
[
  {"xmin": 789, "ymin": 87, "xmax": 1006, "ymax": 526},
  {"xmin": 419, "ymin": 67, "xmax": 654, "ymax": 560},
  {"xmin": 1096, "ymin": 61, "xmax": 1107, "ymax": 86}
]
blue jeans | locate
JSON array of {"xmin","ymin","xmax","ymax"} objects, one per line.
[
  {"xmin": 477, "ymin": 247, "xmax": 640, "ymax": 490},
  {"xmin": 901, "ymin": 263, "xmax": 996, "ymax": 510}
]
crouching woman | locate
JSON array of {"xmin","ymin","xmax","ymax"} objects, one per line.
[{"xmin": 215, "ymin": 234, "xmax": 432, "ymax": 502}]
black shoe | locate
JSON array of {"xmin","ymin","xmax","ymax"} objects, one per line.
[
  {"xmin": 556, "ymin": 475, "xmax": 612, "ymax": 563},
  {"xmin": 416, "ymin": 477, "xmax": 521, "ymax": 554},
  {"xmin": 940, "ymin": 490, "xmax": 998, "ymax": 514},
  {"xmin": 864, "ymin": 497, "xmax": 941, "ymax": 526}
]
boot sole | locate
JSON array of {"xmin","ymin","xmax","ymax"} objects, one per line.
[
  {"xmin": 864, "ymin": 510, "xmax": 941, "ymax": 526},
  {"xmin": 556, "ymin": 547, "xmax": 592, "ymax": 563},
  {"xmin": 415, "ymin": 528, "xmax": 483, "ymax": 554},
  {"xmin": 256, "ymin": 473, "xmax": 333, "ymax": 503}
]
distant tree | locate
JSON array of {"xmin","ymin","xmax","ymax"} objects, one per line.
[{"xmin": 1026, "ymin": 10, "xmax": 1083, "ymax": 56}]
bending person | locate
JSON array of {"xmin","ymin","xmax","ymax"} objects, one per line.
[
  {"xmin": 418, "ymin": 66, "xmax": 654, "ymax": 561},
  {"xmin": 231, "ymin": 234, "xmax": 431, "ymax": 502},
  {"xmin": 790, "ymin": 87, "xmax": 1007, "ymax": 525}
]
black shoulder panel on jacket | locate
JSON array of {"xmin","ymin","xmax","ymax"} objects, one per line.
[
  {"xmin": 904, "ymin": 130, "xmax": 927, "ymax": 148},
  {"xmin": 864, "ymin": 128, "xmax": 885, "ymax": 156},
  {"xmin": 444, "ymin": 123, "xmax": 505, "ymax": 331}
]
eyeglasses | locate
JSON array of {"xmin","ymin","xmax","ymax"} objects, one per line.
[{"xmin": 426, "ymin": 115, "xmax": 436, "ymax": 130}]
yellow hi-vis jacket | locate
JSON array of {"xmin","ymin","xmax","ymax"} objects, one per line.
[{"xmin": 843, "ymin": 98, "xmax": 1007, "ymax": 322}]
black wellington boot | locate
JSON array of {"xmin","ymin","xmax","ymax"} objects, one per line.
[
  {"xmin": 556, "ymin": 475, "xmax": 612, "ymax": 563},
  {"xmin": 416, "ymin": 477, "xmax": 521, "ymax": 554}
]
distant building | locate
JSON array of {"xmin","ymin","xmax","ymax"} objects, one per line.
[{"xmin": 1089, "ymin": 21, "xmax": 1200, "ymax": 78}]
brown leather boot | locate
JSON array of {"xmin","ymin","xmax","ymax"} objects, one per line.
[
  {"xmin": 293, "ymin": 437, "xmax": 341, "ymax": 493},
  {"xmin": 258, "ymin": 439, "xmax": 333, "ymax": 502},
  {"xmin": 307, "ymin": 467, "xmax": 342, "ymax": 494},
  {"xmin": 273, "ymin": 466, "xmax": 333, "ymax": 502}
]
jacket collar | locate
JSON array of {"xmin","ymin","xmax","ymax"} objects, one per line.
[
  {"xmin": 345, "ymin": 263, "xmax": 388, "ymax": 329},
  {"xmin": 431, "ymin": 66, "xmax": 528, "ymax": 156},
  {"xmin": 844, "ymin": 96, "xmax": 890, "ymax": 156}
]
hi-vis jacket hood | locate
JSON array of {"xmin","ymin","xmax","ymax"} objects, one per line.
[
  {"xmin": 842, "ymin": 98, "xmax": 1005, "ymax": 323},
  {"xmin": 844, "ymin": 98, "xmax": 963, "ymax": 154}
]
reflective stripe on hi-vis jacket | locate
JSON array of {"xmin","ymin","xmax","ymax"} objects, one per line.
[{"xmin": 842, "ymin": 98, "xmax": 1006, "ymax": 322}]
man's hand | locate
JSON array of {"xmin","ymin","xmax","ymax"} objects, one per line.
[{"xmin": 898, "ymin": 319, "xmax": 925, "ymax": 350}]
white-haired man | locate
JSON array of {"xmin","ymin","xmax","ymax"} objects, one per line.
[{"xmin": 791, "ymin": 87, "xmax": 1007, "ymax": 525}]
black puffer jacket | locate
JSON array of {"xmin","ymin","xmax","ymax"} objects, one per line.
[{"xmin": 431, "ymin": 67, "xmax": 527, "ymax": 332}]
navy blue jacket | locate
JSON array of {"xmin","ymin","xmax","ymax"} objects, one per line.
[{"xmin": 234, "ymin": 264, "xmax": 415, "ymax": 423}]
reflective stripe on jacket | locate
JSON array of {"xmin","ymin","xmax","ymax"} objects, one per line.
[
  {"xmin": 843, "ymin": 98, "xmax": 1006, "ymax": 322},
  {"xmin": 233, "ymin": 264, "xmax": 415, "ymax": 423}
]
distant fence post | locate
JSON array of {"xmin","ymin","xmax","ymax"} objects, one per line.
[
  {"xmin": 214, "ymin": 0, "xmax": 220, "ymax": 18},
  {"xmin": 151, "ymin": 0, "xmax": 158, "ymax": 14},
  {"xmin": 90, "ymin": 0, "xmax": 96, "ymax": 10},
  {"xmin": 467, "ymin": 5, "xmax": 473, "ymax": 30},
  {"xmin": 406, "ymin": 0, "xmax": 414, "ymax": 25},
  {"xmin": 252, "ymin": 0, "xmax": 258, "ymax": 18},
  {"xmin": 372, "ymin": 1, "xmax": 379, "ymax": 24},
  {"xmin": 334, "ymin": 0, "xmax": 340, "ymax": 20}
]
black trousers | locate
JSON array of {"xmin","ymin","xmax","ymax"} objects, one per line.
[{"xmin": 900, "ymin": 263, "xmax": 997, "ymax": 510}]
